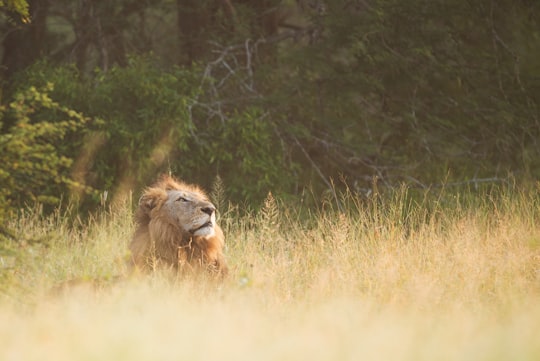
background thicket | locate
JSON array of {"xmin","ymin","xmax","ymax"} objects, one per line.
[{"xmin": 1, "ymin": 0, "xmax": 539, "ymax": 216}]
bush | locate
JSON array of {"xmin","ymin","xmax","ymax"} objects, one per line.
[
  {"xmin": 0, "ymin": 83, "xmax": 92, "ymax": 221},
  {"xmin": 5, "ymin": 57, "xmax": 295, "ymax": 211}
]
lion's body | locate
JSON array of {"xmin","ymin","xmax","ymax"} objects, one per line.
[{"xmin": 129, "ymin": 175, "xmax": 227, "ymax": 276}]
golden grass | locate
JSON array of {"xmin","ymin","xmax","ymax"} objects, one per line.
[{"xmin": 0, "ymin": 187, "xmax": 539, "ymax": 360}]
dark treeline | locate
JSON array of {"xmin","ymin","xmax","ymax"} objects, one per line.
[{"xmin": 0, "ymin": 0, "xmax": 539, "ymax": 218}]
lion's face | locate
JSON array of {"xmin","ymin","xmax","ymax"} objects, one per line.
[{"xmin": 162, "ymin": 189, "xmax": 217, "ymax": 238}]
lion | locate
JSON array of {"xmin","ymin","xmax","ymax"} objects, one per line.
[{"xmin": 129, "ymin": 175, "xmax": 228, "ymax": 277}]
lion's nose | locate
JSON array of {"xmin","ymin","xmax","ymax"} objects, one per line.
[{"xmin": 201, "ymin": 205, "xmax": 215, "ymax": 215}]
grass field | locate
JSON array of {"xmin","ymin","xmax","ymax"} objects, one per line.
[{"xmin": 0, "ymin": 186, "xmax": 539, "ymax": 360}]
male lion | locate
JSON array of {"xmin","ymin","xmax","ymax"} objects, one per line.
[{"xmin": 129, "ymin": 175, "xmax": 228, "ymax": 277}]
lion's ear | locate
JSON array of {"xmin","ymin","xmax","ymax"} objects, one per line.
[{"xmin": 139, "ymin": 188, "xmax": 167, "ymax": 211}]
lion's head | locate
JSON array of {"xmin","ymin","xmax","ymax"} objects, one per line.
[{"xmin": 129, "ymin": 175, "xmax": 227, "ymax": 276}]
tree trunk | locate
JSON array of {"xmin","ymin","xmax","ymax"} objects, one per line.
[
  {"xmin": 1, "ymin": 0, "xmax": 49, "ymax": 81},
  {"xmin": 177, "ymin": 0, "xmax": 207, "ymax": 65}
]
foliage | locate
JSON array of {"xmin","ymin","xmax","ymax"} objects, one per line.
[
  {"xmin": 1, "ymin": 0, "xmax": 540, "ymax": 213},
  {"xmin": 277, "ymin": 0, "xmax": 540, "ymax": 189},
  {"xmin": 0, "ymin": 0, "xmax": 29, "ymax": 22},
  {"xmin": 0, "ymin": 83, "xmax": 91, "ymax": 221},
  {"xmin": 189, "ymin": 107, "xmax": 291, "ymax": 202},
  {"xmin": 13, "ymin": 57, "xmax": 294, "ymax": 207}
]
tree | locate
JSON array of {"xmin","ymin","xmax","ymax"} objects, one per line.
[
  {"xmin": 1, "ymin": 0, "xmax": 47, "ymax": 80},
  {"xmin": 271, "ymin": 0, "xmax": 540, "ymax": 190},
  {"xmin": 1, "ymin": 0, "xmax": 540, "ymax": 215}
]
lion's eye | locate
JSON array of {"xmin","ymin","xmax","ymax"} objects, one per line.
[{"xmin": 176, "ymin": 196, "xmax": 189, "ymax": 202}]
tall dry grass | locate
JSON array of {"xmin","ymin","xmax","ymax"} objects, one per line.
[{"xmin": 0, "ymin": 185, "xmax": 539, "ymax": 360}]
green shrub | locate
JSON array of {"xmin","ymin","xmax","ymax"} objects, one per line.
[
  {"xmin": 6, "ymin": 57, "xmax": 295, "ymax": 211},
  {"xmin": 0, "ymin": 83, "xmax": 92, "ymax": 221}
]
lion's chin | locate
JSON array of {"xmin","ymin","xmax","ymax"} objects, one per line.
[{"xmin": 191, "ymin": 222, "xmax": 215, "ymax": 237}]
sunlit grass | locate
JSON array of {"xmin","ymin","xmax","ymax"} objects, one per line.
[{"xmin": 0, "ymin": 186, "xmax": 539, "ymax": 360}]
